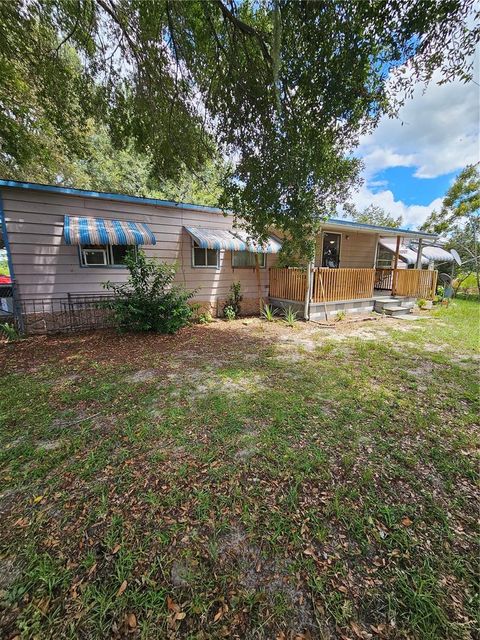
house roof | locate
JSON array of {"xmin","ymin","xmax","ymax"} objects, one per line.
[
  {"xmin": 323, "ymin": 218, "xmax": 437, "ymax": 239},
  {"xmin": 0, "ymin": 179, "xmax": 437, "ymax": 239},
  {"xmin": 0, "ymin": 179, "xmax": 224, "ymax": 215}
]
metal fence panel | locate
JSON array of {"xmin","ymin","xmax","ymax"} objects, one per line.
[{"xmin": 17, "ymin": 294, "xmax": 116, "ymax": 335}]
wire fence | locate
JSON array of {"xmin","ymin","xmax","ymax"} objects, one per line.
[{"xmin": 16, "ymin": 293, "xmax": 117, "ymax": 335}]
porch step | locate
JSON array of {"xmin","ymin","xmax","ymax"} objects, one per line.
[
  {"xmin": 382, "ymin": 305, "xmax": 412, "ymax": 317},
  {"xmin": 374, "ymin": 297, "xmax": 414, "ymax": 316}
]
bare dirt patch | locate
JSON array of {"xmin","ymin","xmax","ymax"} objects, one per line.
[
  {"xmin": 0, "ymin": 558, "xmax": 21, "ymax": 592},
  {"xmin": 126, "ymin": 368, "xmax": 160, "ymax": 383},
  {"xmin": 218, "ymin": 526, "xmax": 316, "ymax": 634},
  {"xmin": 36, "ymin": 439, "xmax": 62, "ymax": 451}
]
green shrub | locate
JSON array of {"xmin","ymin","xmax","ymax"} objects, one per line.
[
  {"xmin": 224, "ymin": 305, "xmax": 236, "ymax": 321},
  {"xmin": 335, "ymin": 310, "xmax": 346, "ymax": 322},
  {"xmin": 417, "ymin": 298, "xmax": 427, "ymax": 309},
  {"xmin": 103, "ymin": 249, "xmax": 194, "ymax": 334},
  {"xmin": 223, "ymin": 281, "xmax": 242, "ymax": 318}
]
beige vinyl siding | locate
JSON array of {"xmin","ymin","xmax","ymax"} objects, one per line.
[
  {"xmin": 2, "ymin": 188, "xmax": 275, "ymax": 311},
  {"xmin": 315, "ymin": 229, "xmax": 377, "ymax": 268}
]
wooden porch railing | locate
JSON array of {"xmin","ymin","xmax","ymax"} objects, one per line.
[
  {"xmin": 269, "ymin": 267, "xmax": 306, "ymax": 302},
  {"xmin": 374, "ymin": 268, "xmax": 394, "ymax": 291},
  {"xmin": 312, "ymin": 268, "xmax": 375, "ymax": 302},
  {"xmin": 393, "ymin": 269, "xmax": 438, "ymax": 298},
  {"xmin": 269, "ymin": 267, "xmax": 438, "ymax": 304}
]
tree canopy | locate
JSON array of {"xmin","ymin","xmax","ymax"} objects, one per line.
[
  {"xmin": 421, "ymin": 164, "xmax": 480, "ymax": 235},
  {"xmin": 422, "ymin": 164, "xmax": 480, "ymax": 289},
  {"xmin": 342, "ymin": 203, "xmax": 403, "ymax": 229},
  {"xmin": 1, "ymin": 1, "xmax": 478, "ymax": 250}
]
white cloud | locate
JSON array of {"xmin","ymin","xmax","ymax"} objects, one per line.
[
  {"xmin": 349, "ymin": 53, "xmax": 479, "ymax": 229},
  {"xmin": 358, "ymin": 57, "xmax": 479, "ymax": 180},
  {"xmin": 351, "ymin": 184, "xmax": 443, "ymax": 229}
]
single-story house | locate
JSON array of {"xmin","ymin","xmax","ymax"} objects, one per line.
[
  {"xmin": 0, "ymin": 180, "xmax": 440, "ymax": 331},
  {"xmin": 0, "ymin": 180, "xmax": 282, "ymax": 331}
]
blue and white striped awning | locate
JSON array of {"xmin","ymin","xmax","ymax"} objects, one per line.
[
  {"xmin": 185, "ymin": 227, "xmax": 281, "ymax": 254},
  {"xmin": 64, "ymin": 215, "xmax": 156, "ymax": 246}
]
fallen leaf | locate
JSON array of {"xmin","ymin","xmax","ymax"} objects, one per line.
[
  {"xmin": 350, "ymin": 621, "xmax": 364, "ymax": 637},
  {"xmin": 112, "ymin": 544, "xmax": 121, "ymax": 554},
  {"xmin": 401, "ymin": 517, "xmax": 413, "ymax": 527},
  {"xmin": 116, "ymin": 580, "xmax": 128, "ymax": 597},
  {"xmin": 167, "ymin": 596, "xmax": 180, "ymax": 612},
  {"xmin": 213, "ymin": 607, "xmax": 224, "ymax": 622},
  {"xmin": 33, "ymin": 495, "xmax": 44, "ymax": 504},
  {"xmin": 126, "ymin": 612, "xmax": 137, "ymax": 628},
  {"xmin": 175, "ymin": 611, "xmax": 186, "ymax": 620}
]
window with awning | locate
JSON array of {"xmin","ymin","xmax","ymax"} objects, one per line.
[{"xmin": 184, "ymin": 226, "xmax": 281, "ymax": 253}]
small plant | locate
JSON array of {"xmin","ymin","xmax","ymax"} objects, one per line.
[
  {"xmin": 261, "ymin": 304, "xmax": 278, "ymax": 322},
  {"xmin": 198, "ymin": 311, "xmax": 213, "ymax": 324},
  {"xmin": 283, "ymin": 306, "xmax": 297, "ymax": 327},
  {"xmin": 0, "ymin": 322, "xmax": 20, "ymax": 342},
  {"xmin": 417, "ymin": 298, "xmax": 427, "ymax": 309},
  {"xmin": 224, "ymin": 305, "xmax": 236, "ymax": 321},
  {"xmin": 223, "ymin": 281, "xmax": 242, "ymax": 318},
  {"xmin": 335, "ymin": 310, "xmax": 346, "ymax": 322},
  {"xmin": 190, "ymin": 304, "xmax": 213, "ymax": 324}
]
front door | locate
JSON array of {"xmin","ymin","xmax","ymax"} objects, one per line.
[{"xmin": 322, "ymin": 232, "xmax": 341, "ymax": 268}]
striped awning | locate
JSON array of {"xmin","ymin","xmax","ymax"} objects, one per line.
[
  {"xmin": 233, "ymin": 229, "xmax": 282, "ymax": 254},
  {"xmin": 64, "ymin": 215, "xmax": 156, "ymax": 246},
  {"xmin": 379, "ymin": 237, "xmax": 428, "ymax": 266},
  {"xmin": 184, "ymin": 227, "xmax": 281, "ymax": 254},
  {"xmin": 379, "ymin": 237, "xmax": 454, "ymax": 265}
]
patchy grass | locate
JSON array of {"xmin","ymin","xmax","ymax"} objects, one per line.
[{"xmin": 0, "ymin": 301, "xmax": 478, "ymax": 639}]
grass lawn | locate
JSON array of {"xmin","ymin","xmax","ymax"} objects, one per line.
[{"xmin": 0, "ymin": 299, "xmax": 478, "ymax": 639}]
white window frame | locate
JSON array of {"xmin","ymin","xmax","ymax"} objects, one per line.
[
  {"xmin": 79, "ymin": 244, "xmax": 137, "ymax": 268},
  {"xmin": 232, "ymin": 251, "xmax": 266, "ymax": 269},
  {"xmin": 191, "ymin": 241, "xmax": 219, "ymax": 268},
  {"xmin": 376, "ymin": 247, "xmax": 394, "ymax": 269},
  {"xmin": 81, "ymin": 246, "xmax": 108, "ymax": 266}
]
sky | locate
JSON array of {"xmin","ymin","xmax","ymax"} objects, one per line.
[{"xmin": 350, "ymin": 55, "xmax": 479, "ymax": 230}]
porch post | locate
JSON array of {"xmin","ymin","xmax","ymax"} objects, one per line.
[
  {"xmin": 254, "ymin": 253, "xmax": 263, "ymax": 312},
  {"xmin": 304, "ymin": 260, "xmax": 314, "ymax": 320},
  {"xmin": 415, "ymin": 238, "xmax": 423, "ymax": 269},
  {"xmin": 392, "ymin": 235, "xmax": 401, "ymax": 296}
]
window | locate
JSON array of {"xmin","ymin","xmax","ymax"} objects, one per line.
[
  {"xmin": 322, "ymin": 232, "xmax": 341, "ymax": 268},
  {"xmin": 80, "ymin": 244, "xmax": 136, "ymax": 267},
  {"xmin": 192, "ymin": 241, "xmax": 219, "ymax": 267},
  {"xmin": 232, "ymin": 251, "xmax": 266, "ymax": 268},
  {"xmin": 376, "ymin": 247, "xmax": 393, "ymax": 269}
]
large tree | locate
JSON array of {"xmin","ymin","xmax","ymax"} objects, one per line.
[
  {"xmin": 342, "ymin": 203, "xmax": 403, "ymax": 228},
  {"xmin": 1, "ymin": 1, "xmax": 478, "ymax": 251},
  {"xmin": 422, "ymin": 164, "xmax": 480, "ymax": 290}
]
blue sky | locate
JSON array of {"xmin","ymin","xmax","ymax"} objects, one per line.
[
  {"xmin": 369, "ymin": 167, "xmax": 459, "ymax": 206},
  {"xmin": 351, "ymin": 53, "xmax": 479, "ymax": 229}
]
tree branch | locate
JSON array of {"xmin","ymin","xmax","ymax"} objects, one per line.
[{"xmin": 213, "ymin": 0, "xmax": 272, "ymax": 64}]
